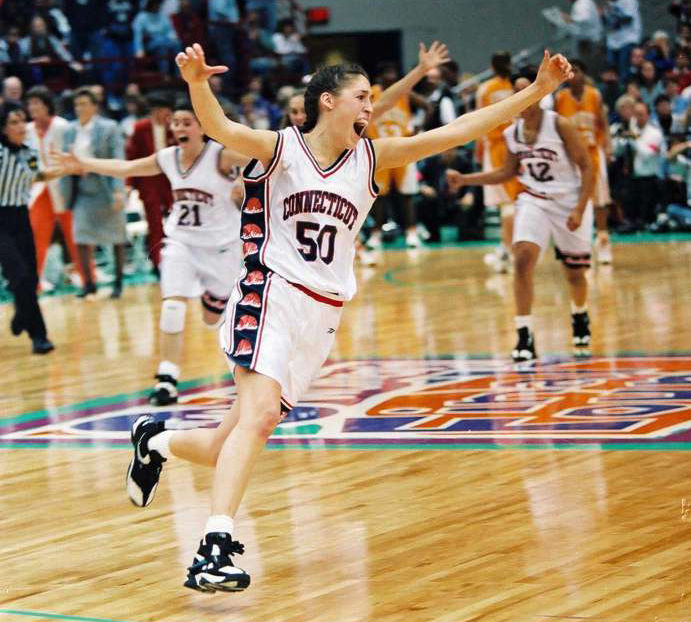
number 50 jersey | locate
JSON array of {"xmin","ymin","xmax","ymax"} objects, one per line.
[
  {"xmin": 504, "ymin": 110, "xmax": 581, "ymax": 202},
  {"xmin": 156, "ymin": 140, "xmax": 241, "ymax": 248},
  {"xmin": 240, "ymin": 126, "xmax": 378, "ymax": 302}
]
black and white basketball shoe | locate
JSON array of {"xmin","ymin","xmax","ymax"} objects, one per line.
[
  {"xmin": 184, "ymin": 532, "xmax": 251, "ymax": 593},
  {"xmin": 148, "ymin": 374, "xmax": 178, "ymax": 406},
  {"xmin": 571, "ymin": 311, "xmax": 591, "ymax": 356},
  {"xmin": 126, "ymin": 415, "xmax": 167, "ymax": 507},
  {"xmin": 512, "ymin": 327, "xmax": 537, "ymax": 363}
]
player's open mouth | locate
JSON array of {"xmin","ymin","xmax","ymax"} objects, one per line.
[
  {"xmin": 177, "ymin": 136, "xmax": 189, "ymax": 143},
  {"xmin": 353, "ymin": 121, "xmax": 367, "ymax": 136}
]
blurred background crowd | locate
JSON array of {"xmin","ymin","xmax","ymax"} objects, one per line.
[{"xmin": 0, "ymin": 0, "xmax": 688, "ymax": 297}]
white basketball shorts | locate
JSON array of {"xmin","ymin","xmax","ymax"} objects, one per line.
[
  {"xmin": 513, "ymin": 191, "xmax": 593, "ymax": 268},
  {"xmin": 160, "ymin": 237, "xmax": 242, "ymax": 300},
  {"xmin": 219, "ymin": 269, "xmax": 343, "ymax": 411}
]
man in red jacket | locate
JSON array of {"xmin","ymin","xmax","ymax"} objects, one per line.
[{"xmin": 126, "ymin": 93, "xmax": 174, "ymax": 272}]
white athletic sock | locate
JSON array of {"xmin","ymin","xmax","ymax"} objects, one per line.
[
  {"xmin": 205, "ymin": 514, "xmax": 234, "ymax": 536},
  {"xmin": 571, "ymin": 303, "xmax": 588, "ymax": 315},
  {"xmin": 515, "ymin": 315, "xmax": 533, "ymax": 331},
  {"xmin": 147, "ymin": 430, "xmax": 173, "ymax": 459},
  {"xmin": 157, "ymin": 360, "xmax": 180, "ymax": 379}
]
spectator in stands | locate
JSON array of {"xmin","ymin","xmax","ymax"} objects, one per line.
[
  {"xmin": 598, "ymin": 64, "xmax": 623, "ymax": 117},
  {"xmin": 133, "ymin": 0, "xmax": 181, "ymax": 75},
  {"xmin": 638, "ymin": 60, "xmax": 665, "ymax": 109},
  {"xmin": 280, "ymin": 88, "xmax": 305, "ymax": 128},
  {"xmin": 172, "ymin": 0, "xmax": 207, "ymax": 50},
  {"xmin": 61, "ymin": 88, "xmax": 127, "ymax": 298},
  {"xmin": 609, "ymin": 94, "xmax": 637, "ymax": 229},
  {"xmin": 603, "ymin": 0, "xmax": 642, "ymax": 79},
  {"xmin": 246, "ymin": 0, "xmax": 278, "ymax": 32},
  {"xmin": 32, "ymin": 0, "xmax": 71, "ymax": 45},
  {"xmin": 208, "ymin": 0, "xmax": 240, "ymax": 85},
  {"xmin": 25, "ymin": 86, "xmax": 83, "ymax": 291},
  {"xmin": 669, "ymin": 0, "xmax": 691, "ymax": 34},
  {"xmin": 418, "ymin": 147, "xmax": 480, "ymax": 242},
  {"xmin": 562, "ymin": 0, "xmax": 603, "ymax": 76},
  {"xmin": 1, "ymin": 0, "xmax": 32, "ymax": 35},
  {"xmin": 646, "ymin": 31, "xmax": 675, "ymax": 76},
  {"xmin": 119, "ymin": 94, "xmax": 147, "ymax": 138},
  {"xmin": 625, "ymin": 76, "xmax": 642, "ymax": 102},
  {"xmin": 272, "ymin": 18, "xmax": 308, "ymax": 75},
  {"xmin": 126, "ymin": 92, "xmax": 174, "ymax": 273},
  {"xmin": 625, "ymin": 45, "xmax": 645, "ymax": 83},
  {"xmin": 238, "ymin": 93, "xmax": 272, "ymax": 130},
  {"xmin": 663, "ymin": 77, "xmax": 688, "ymax": 126},
  {"xmin": 665, "ymin": 132, "xmax": 691, "ymax": 212},
  {"xmin": 246, "ymin": 9, "xmax": 278, "ymax": 77},
  {"xmin": 671, "ymin": 49, "xmax": 691, "ymax": 90},
  {"xmin": 0, "ymin": 27, "xmax": 28, "ymax": 84},
  {"xmin": 2, "ymin": 76, "xmax": 23, "ymax": 103},
  {"xmin": 246, "ymin": 76, "xmax": 282, "ymax": 127},
  {"xmin": 63, "ymin": 0, "xmax": 102, "ymax": 62},
  {"xmin": 422, "ymin": 66, "xmax": 456, "ymax": 130},
  {"xmin": 209, "ymin": 75, "xmax": 236, "ymax": 117},
  {"xmin": 654, "ymin": 94, "xmax": 675, "ymax": 139},
  {"xmin": 615, "ymin": 101, "xmax": 666, "ymax": 228},
  {"xmin": 100, "ymin": 0, "xmax": 138, "ymax": 87},
  {"xmin": 20, "ymin": 15, "xmax": 83, "ymax": 86}
]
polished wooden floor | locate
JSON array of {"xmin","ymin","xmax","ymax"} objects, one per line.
[{"xmin": 1, "ymin": 241, "xmax": 691, "ymax": 622}]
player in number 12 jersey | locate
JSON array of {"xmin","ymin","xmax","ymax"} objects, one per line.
[{"xmin": 448, "ymin": 69, "xmax": 595, "ymax": 362}]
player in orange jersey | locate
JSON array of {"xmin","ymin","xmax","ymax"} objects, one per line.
[
  {"xmin": 475, "ymin": 51, "xmax": 524, "ymax": 272},
  {"xmin": 554, "ymin": 59, "xmax": 614, "ymax": 264}
]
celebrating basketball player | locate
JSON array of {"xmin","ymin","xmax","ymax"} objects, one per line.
[
  {"xmin": 125, "ymin": 43, "xmax": 573, "ymax": 593},
  {"xmin": 447, "ymin": 70, "xmax": 595, "ymax": 362},
  {"xmin": 57, "ymin": 102, "xmax": 247, "ymax": 406}
]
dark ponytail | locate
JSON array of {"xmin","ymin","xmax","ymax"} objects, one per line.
[{"xmin": 301, "ymin": 63, "xmax": 369, "ymax": 132}]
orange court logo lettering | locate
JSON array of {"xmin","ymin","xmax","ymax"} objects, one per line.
[{"xmin": 2, "ymin": 357, "xmax": 691, "ymax": 449}]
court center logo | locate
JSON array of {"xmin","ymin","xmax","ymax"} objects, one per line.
[{"xmin": 3, "ymin": 356, "xmax": 691, "ymax": 448}]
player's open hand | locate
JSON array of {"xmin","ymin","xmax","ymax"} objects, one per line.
[
  {"xmin": 50, "ymin": 149, "xmax": 83, "ymax": 175},
  {"xmin": 566, "ymin": 207, "xmax": 584, "ymax": 231},
  {"xmin": 418, "ymin": 41, "xmax": 451, "ymax": 72},
  {"xmin": 535, "ymin": 50, "xmax": 573, "ymax": 94},
  {"xmin": 175, "ymin": 43, "xmax": 228, "ymax": 84},
  {"xmin": 446, "ymin": 169, "xmax": 465, "ymax": 193}
]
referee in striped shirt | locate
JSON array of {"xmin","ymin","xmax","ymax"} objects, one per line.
[{"xmin": 0, "ymin": 101, "xmax": 69, "ymax": 354}]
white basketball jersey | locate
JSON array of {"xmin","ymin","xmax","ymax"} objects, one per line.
[
  {"xmin": 504, "ymin": 110, "xmax": 581, "ymax": 200},
  {"xmin": 156, "ymin": 140, "xmax": 241, "ymax": 247},
  {"xmin": 240, "ymin": 126, "xmax": 378, "ymax": 301}
]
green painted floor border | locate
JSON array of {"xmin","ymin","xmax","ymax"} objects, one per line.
[{"xmin": 0, "ymin": 609, "xmax": 136, "ymax": 622}]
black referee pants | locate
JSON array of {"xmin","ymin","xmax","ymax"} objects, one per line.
[{"xmin": 0, "ymin": 206, "xmax": 47, "ymax": 340}]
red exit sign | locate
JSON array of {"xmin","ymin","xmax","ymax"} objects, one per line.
[{"xmin": 306, "ymin": 6, "xmax": 330, "ymax": 25}]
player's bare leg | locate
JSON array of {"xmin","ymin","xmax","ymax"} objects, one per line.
[
  {"xmin": 168, "ymin": 400, "xmax": 241, "ymax": 466},
  {"xmin": 512, "ymin": 241, "xmax": 539, "ymax": 361},
  {"xmin": 184, "ymin": 367, "xmax": 281, "ymax": 592},
  {"xmin": 563, "ymin": 264, "xmax": 591, "ymax": 356}
]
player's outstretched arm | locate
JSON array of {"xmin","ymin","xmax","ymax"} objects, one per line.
[
  {"xmin": 446, "ymin": 147, "xmax": 518, "ymax": 190},
  {"xmin": 52, "ymin": 150, "xmax": 161, "ymax": 178},
  {"xmin": 557, "ymin": 115, "xmax": 594, "ymax": 228},
  {"xmin": 372, "ymin": 41, "xmax": 450, "ymax": 120},
  {"xmin": 373, "ymin": 51, "xmax": 573, "ymax": 170},
  {"xmin": 176, "ymin": 44, "xmax": 277, "ymax": 162}
]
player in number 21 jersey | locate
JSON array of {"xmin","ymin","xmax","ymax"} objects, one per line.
[
  {"xmin": 448, "ymin": 70, "xmax": 595, "ymax": 363},
  {"xmin": 58, "ymin": 101, "xmax": 247, "ymax": 406}
]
